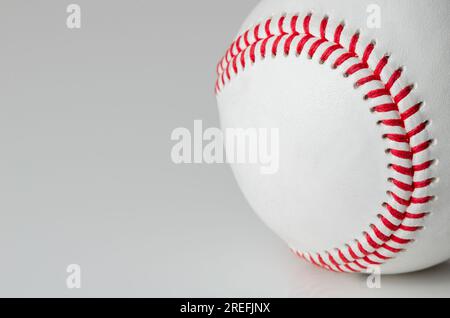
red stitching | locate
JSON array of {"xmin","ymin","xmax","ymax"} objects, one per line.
[
  {"xmin": 320, "ymin": 17, "xmax": 328, "ymax": 39},
  {"xmin": 374, "ymin": 55, "xmax": 389, "ymax": 76},
  {"xmin": 390, "ymin": 164, "xmax": 414, "ymax": 176},
  {"xmin": 309, "ymin": 39, "xmax": 327, "ymax": 58},
  {"xmin": 265, "ymin": 18, "xmax": 272, "ymax": 36},
  {"xmin": 215, "ymin": 13, "xmax": 436, "ymax": 273},
  {"xmin": 356, "ymin": 75, "xmax": 380, "ymax": 88},
  {"xmin": 333, "ymin": 52, "xmax": 356, "ymax": 68},
  {"xmin": 296, "ymin": 34, "xmax": 314, "ymax": 55},
  {"xmin": 303, "ymin": 13, "xmax": 311, "ymax": 34},
  {"xmin": 284, "ymin": 34, "xmax": 298, "ymax": 55},
  {"xmin": 334, "ymin": 23, "xmax": 344, "ymax": 44},
  {"xmin": 380, "ymin": 216, "xmax": 400, "ymax": 231},
  {"xmin": 346, "ymin": 62, "xmax": 368, "ymax": 76},
  {"xmin": 362, "ymin": 42, "xmax": 375, "ymax": 64},
  {"xmin": 386, "ymin": 68, "xmax": 403, "ymax": 90},
  {"xmin": 349, "ymin": 32, "xmax": 359, "ymax": 53},
  {"xmin": 320, "ymin": 44, "xmax": 341, "ymax": 63}
]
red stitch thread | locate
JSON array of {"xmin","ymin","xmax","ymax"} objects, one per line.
[
  {"xmin": 390, "ymin": 149, "xmax": 413, "ymax": 160},
  {"xmin": 334, "ymin": 23, "xmax": 344, "ymax": 44},
  {"xmin": 309, "ymin": 39, "xmax": 327, "ymax": 58},
  {"xmin": 349, "ymin": 32, "xmax": 359, "ymax": 53},
  {"xmin": 290, "ymin": 15, "xmax": 298, "ymax": 33},
  {"xmin": 346, "ymin": 62, "xmax": 368, "ymax": 76},
  {"xmin": 372, "ymin": 103, "xmax": 398, "ymax": 113},
  {"xmin": 386, "ymin": 68, "xmax": 403, "ymax": 90},
  {"xmin": 363, "ymin": 42, "xmax": 375, "ymax": 64},
  {"xmin": 385, "ymin": 203, "xmax": 405, "ymax": 220},
  {"xmin": 366, "ymin": 88, "xmax": 391, "ymax": 99},
  {"xmin": 407, "ymin": 121, "xmax": 428, "ymax": 138},
  {"xmin": 401, "ymin": 102, "xmax": 422, "ymax": 121},
  {"xmin": 380, "ymin": 215, "xmax": 400, "ymax": 231},
  {"xmin": 265, "ymin": 18, "xmax": 272, "ymax": 36},
  {"xmin": 333, "ymin": 52, "xmax": 356, "ymax": 68},
  {"xmin": 391, "ymin": 235, "xmax": 412, "ymax": 244},
  {"xmin": 272, "ymin": 35, "xmax": 284, "ymax": 57},
  {"xmin": 303, "ymin": 13, "xmax": 311, "ymax": 34},
  {"xmin": 395, "ymin": 85, "xmax": 415, "ymax": 104},
  {"xmin": 356, "ymin": 75, "xmax": 380, "ymax": 87},
  {"xmin": 391, "ymin": 179, "xmax": 414, "ymax": 192},
  {"xmin": 278, "ymin": 16, "xmax": 286, "ymax": 34},
  {"xmin": 384, "ymin": 133, "xmax": 409, "ymax": 143},
  {"xmin": 320, "ymin": 17, "xmax": 328, "ymax": 39},
  {"xmin": 400, "ymin": 224, "xmax": 422, "ymax": 232},
  {"xmin": 373, "ymin": 251, "xmax": 391, "ymax": 260},
  {"xmin": 412, "ymin": 140, "xmax": 433, "ymax": 154},
  {"xmin": 296, "ymin": 34, "xmax": 313, "ymax": 55},
  {"xmin": 320, "ymin": 44, "xmax": 341, "ymax": 63},
  {"xmin": 383, "ymin": 244, "xmax": 403, "ymax": 254},
  {"xmin": 254, "ymin": 24, "xmax": 261, "ymax": 41},
  {"xmin": 406, "ymin": 212, "xmax": 429, "ymax": 219},
  {"xmin": 374, "ymin": 55, "xmax": 389, "ymax": 76},
  {"xmin": 243, "ymin": 30, "xmax": 250, "ymax": 47},
  {"xmin": 389, "ymin": 191, "xmax": 411, "ymax": 206},
  {"xmin": 413, "ymin": 160, "xmax": 434, "ymax": 172},
  {"xmin": 390, "ymin": 164, "xmax": 414, "ymax": 176}
]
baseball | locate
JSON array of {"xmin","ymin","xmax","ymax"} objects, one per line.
[{"xmin": 215, "ymin": 0, "xmax": 450, "ymax": 274}]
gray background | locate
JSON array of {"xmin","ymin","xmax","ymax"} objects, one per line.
[{"xmin": 0, "ymin": 0, "xmax": 449, "ymax": 297}]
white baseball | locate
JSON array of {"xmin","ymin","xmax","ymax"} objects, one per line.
[{"xmin": 215, "ymin": 0, "xmax": 450, "ymax": 274}]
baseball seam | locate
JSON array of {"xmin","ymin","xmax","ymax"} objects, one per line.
[{"xmin": 215, "ymin": 12, "xmax": 437, "ymax": 273}]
